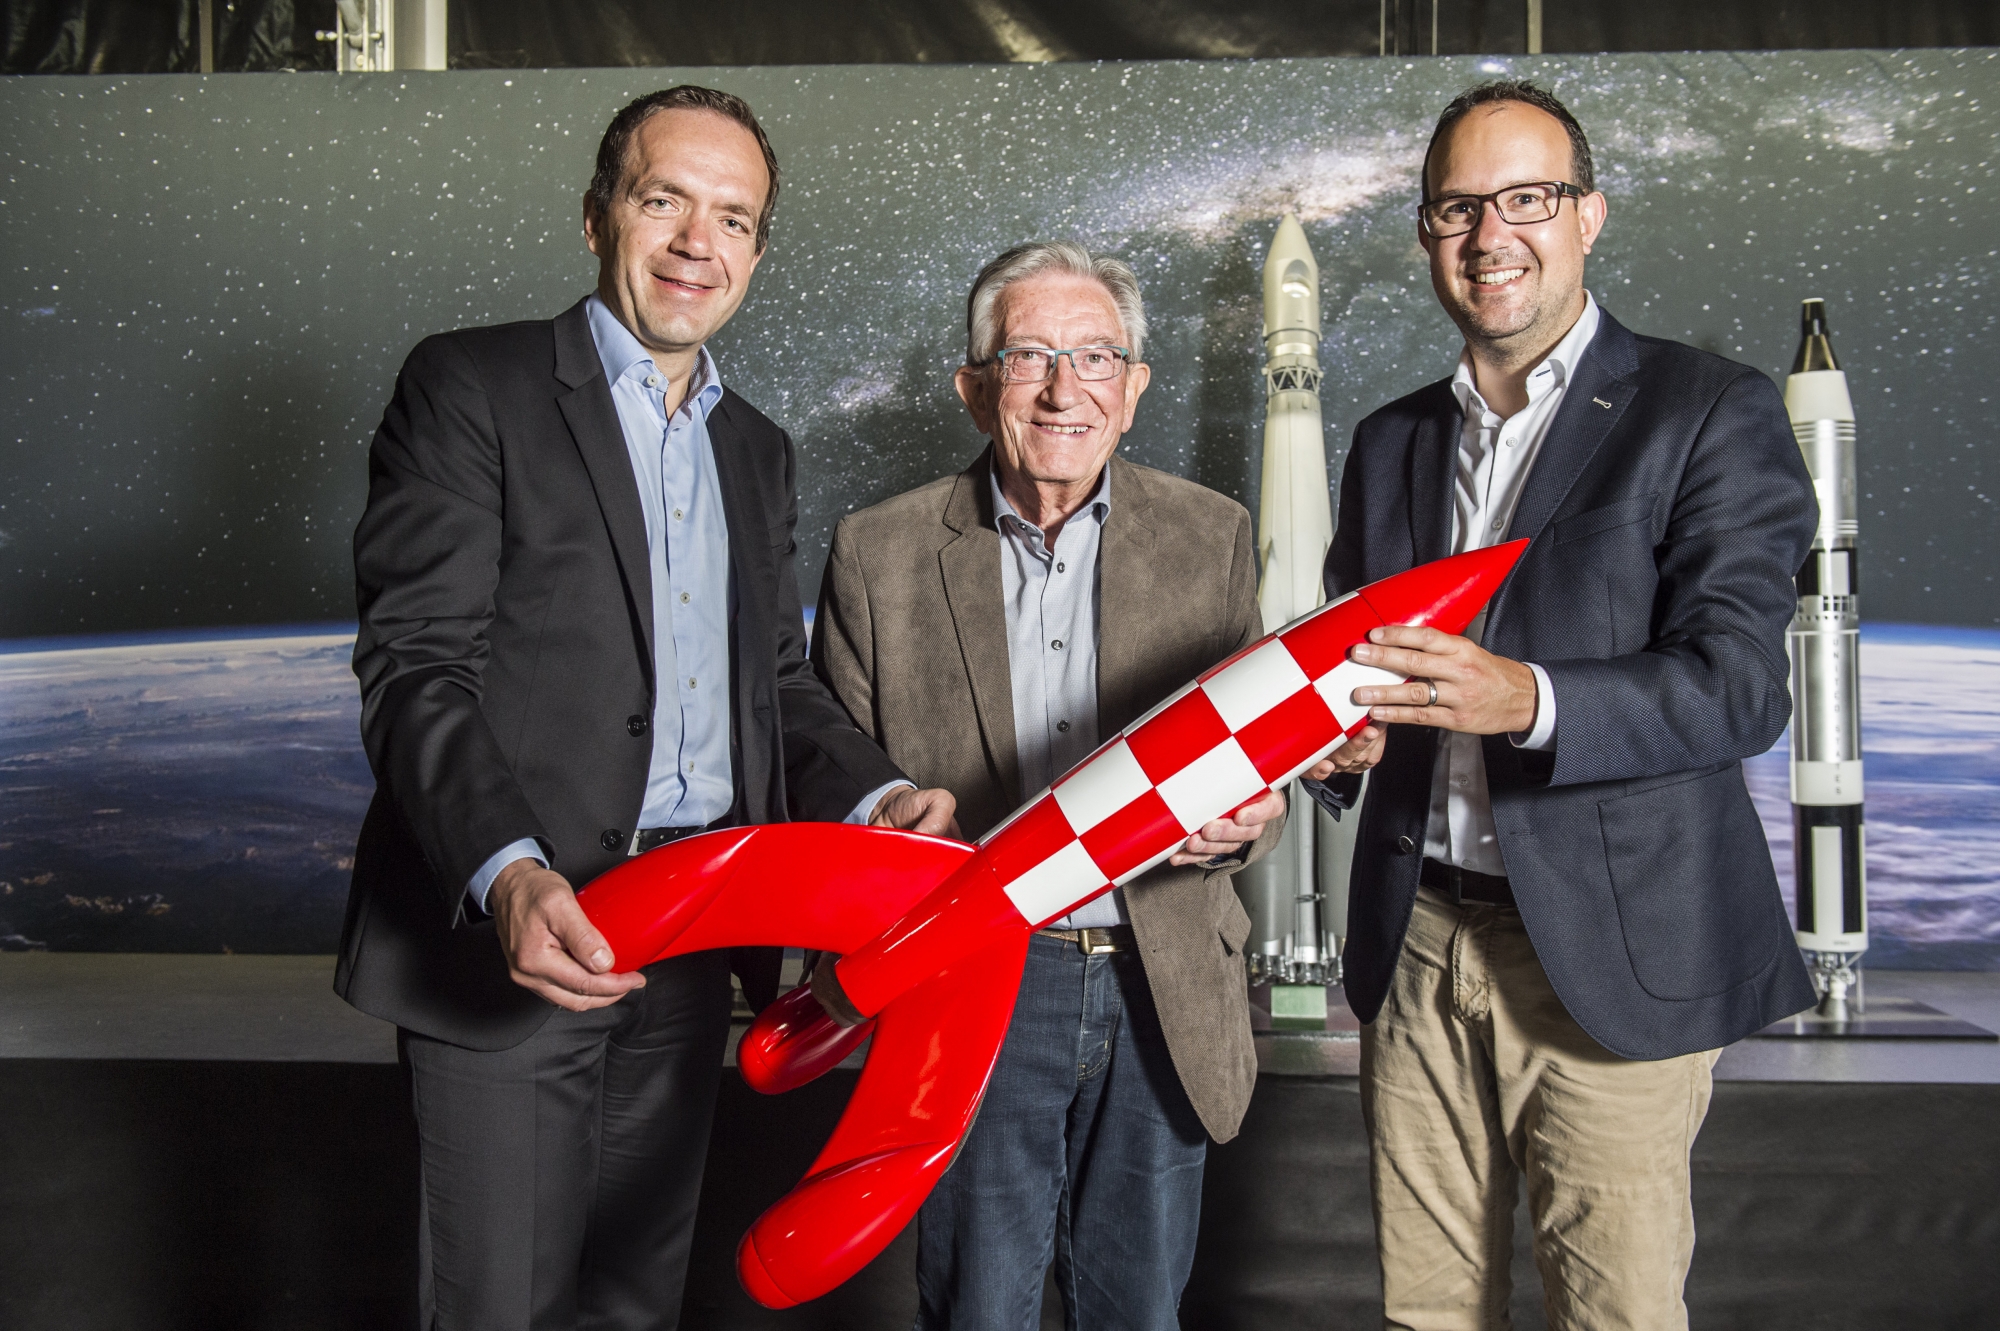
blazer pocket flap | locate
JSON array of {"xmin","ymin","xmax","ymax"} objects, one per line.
[{"xmin": 1552, "ymin": 492, "xmax": 1659, "ymax": 544}]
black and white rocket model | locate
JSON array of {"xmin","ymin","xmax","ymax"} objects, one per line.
[
  {"xmin": 1786, "ymin": 298, "xmax": 1868, "ymax": 1017},
  {"xmin": 1235, "ymin": 214, "xmax": 1357, "ymax": 1005}
]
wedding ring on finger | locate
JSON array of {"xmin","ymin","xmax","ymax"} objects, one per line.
[{"xmin": 1423, "ymin": 679, "xmax": 1439, "ymax": 708}]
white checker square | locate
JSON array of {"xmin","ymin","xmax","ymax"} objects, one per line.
[
  {"xmin": 1052, "ymin": 738, "xmax": 1152, "ymax": 834},
  {"xmin": 1155, "ymin": 738, "xmax": 1268, "ymax": 834},
  {"xmin": 1314, "ymin": 660, "xmax": 1404, "ymax": 729},
  {"xmin": 1003, "ymin": 839, "xmax": 1111, "ymax": 926},
  {"xmin": 1200, "ymin": 640, "xmax": 1312, "ymax": 731}
]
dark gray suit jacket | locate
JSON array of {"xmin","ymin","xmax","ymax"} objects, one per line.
[
  {"xmin": 1314, "ymin": 309, "xmax": 1817, "ymax": 1060},
  {"xmin": 336, "ymin": 296, "xmax": 905, "ymax": 1051}
]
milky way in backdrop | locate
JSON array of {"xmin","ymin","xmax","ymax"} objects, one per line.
[{"xmin": 2, "ymin": 51, "xmax": 1994, "ymax": 635}]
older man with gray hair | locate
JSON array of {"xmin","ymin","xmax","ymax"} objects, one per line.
[{"xmin": 809, "ymin": 241, "xmax": 1286, "ymax": 1328}]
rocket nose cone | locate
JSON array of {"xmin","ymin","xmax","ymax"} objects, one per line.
[
  {"xmin": 1357, "ymin": 539, "xmax": 1530, "ymax": 637},
  {"xmin": 1263, "ymin": 213, "xmax": 1320, "ymax": 338}
]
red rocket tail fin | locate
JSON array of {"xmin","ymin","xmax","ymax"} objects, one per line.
[
  {"xmin": 735, "ymin": 930, "xmax": 1029, "ymax": 1308},
  {"xmin": 577, "ymin": 823, "xmax": 976, "ymax": 969},
  {"xmin": 738, "ymin": 984, "xmax": 874, "ymax": 1095},
  {"xmin": 1359, "ymin": 537, "xmax": 1529, "ymax": 637}
]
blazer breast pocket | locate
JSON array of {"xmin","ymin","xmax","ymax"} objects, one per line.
[{"xmin": 1552, "ymin": 492, "xmax": 1660, "ymax": 545}]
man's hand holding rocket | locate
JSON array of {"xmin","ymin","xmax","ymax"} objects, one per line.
[{"xmin": 1304, "ymin": 624, "xmax": 1543, "ymax": 782}]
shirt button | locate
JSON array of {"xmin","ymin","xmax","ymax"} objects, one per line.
[
  {"xmin": 1051, "ymin": 639, "xmax": 1064, "ymax": 651},
  {"xmin": 1056, "ymin": 561, "xmax": 1065, "ymax": 573},
  {"xmin": 679, "ymin": 591, "xmax": 690, "ymax": 604},
  {"xmin": 644, "ymin": 373, "xmax": 661, "ymax": 389},
  {"xmin": 687, "ymin": 677, "xmax": 697, "ymax": 690},
  {"xmin": 626, "ymin": 714, "xmax": 648, "ymax": 737},
  {"xmin": 1056, "ymin": 720, "xmax": 1070, "ymax": 733},
  {"xmin": 1492, "ymin": 519, "xmax": 1504, "ymax": 531},
  {"xmin": 673, "ymin": 508, "xmax": 684, "ymax": 521}
]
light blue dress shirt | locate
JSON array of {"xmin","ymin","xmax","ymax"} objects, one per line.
[
  {"xmin": 991, "ymin": 464, "xmax": 1128, "ymax": 930},
  {"xmin": 467, "ymin": 297, "xmax": 897, "ymax": 912}
]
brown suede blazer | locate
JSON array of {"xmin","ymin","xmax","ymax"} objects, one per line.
[{"xmin": 809, "ymin": 447, "xmax": 1280, "ymax": 1142}]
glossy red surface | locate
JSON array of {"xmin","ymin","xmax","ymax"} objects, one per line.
[
  {"xmin": 738, "ymin": 932, "xmax": 1028, "ymax": 1306},
  {"xmin": 1357, "ymin": 537, "xmax": 1529, "ymax": 635},
  {"xmin": 578, "ymin": 823, "xmax": 973, "ymax": 967},
  {"xmin": 569, "ymin": 542, "xmax": 1529, "ymax": 1307},
  {"xmin": 737, "ymin": 986, "xmax": 873, "ymax": 1095}
]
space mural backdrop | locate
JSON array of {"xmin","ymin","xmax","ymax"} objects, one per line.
[{"xmin": 1, "ymin": 51, "xmax": 1995, "ymax": 963}]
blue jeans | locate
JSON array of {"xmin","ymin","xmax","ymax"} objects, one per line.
[{"xmin": 914, "ymin": 933, "xmax": 1210, "ymax": 1331}]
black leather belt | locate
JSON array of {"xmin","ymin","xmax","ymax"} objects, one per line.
[
  {"xmin": 629, "ymin": 817, "xmax": 733, "ymax": 856},
  {"xmin": 1421, "ymin": 856, "xmax": 1516, "ymax": 906},
  {"xmin": 1036, "ymin": 925, "xmax": 1136, "ymax": 955}
]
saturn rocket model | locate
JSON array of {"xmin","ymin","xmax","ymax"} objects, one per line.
[
  {"xmin": 1786, "ymin": 298, "xmax": 1868, "ymax": 1017},
  {"xmin": 1234, "ymin": 213, "xmax": 1348, "ymax": 994}
]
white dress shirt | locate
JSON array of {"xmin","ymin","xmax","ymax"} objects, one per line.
[{"xmin": 1422, "ymin": 294, "xmax": 1598, "ymax": 876}]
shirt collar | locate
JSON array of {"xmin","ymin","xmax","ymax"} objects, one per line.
[
  {"xmin": 585, "ymin": 292, "xmax": 724, "ymax": 421},
  {"xmin": 988, "ymin": 457, "xmax": 1113, "ymax": 537},
  {"xmin": 1450, "ymin": 289, "xmax": 1601, "ymax": 421}
]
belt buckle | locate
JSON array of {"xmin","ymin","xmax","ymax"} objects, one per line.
[{"xmin": 1080, "ymin": 928, "xmax": 1117, "ymax": 955}]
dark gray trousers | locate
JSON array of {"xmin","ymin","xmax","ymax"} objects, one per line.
[{"xmin": 399, "ymin": 951, "xmax": 734, "ymax": 1331}]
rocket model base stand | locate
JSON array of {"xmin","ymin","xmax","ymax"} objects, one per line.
[{"xmin": 1753, "ymin": 299, "xmax": 1993, "ymax": 1043}]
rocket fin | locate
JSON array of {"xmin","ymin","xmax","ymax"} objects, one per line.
[
  {"xmin": 736, "ymin": 930, "xmax": 1029, "ymax": 1308},
  {"xmin": 576, "ymin": 823, "xmax": 977, "ymax": 968}
]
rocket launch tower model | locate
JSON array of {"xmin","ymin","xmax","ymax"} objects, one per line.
[
  {"xmin": 1786, "ymin": 298, "xmax": 1868, "ymax": 1018},
  {"xmin": 1234, "ymin": 214, "xmax": 1354, "ymax": 1001}
]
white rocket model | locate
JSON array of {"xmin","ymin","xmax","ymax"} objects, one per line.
[
  {"xmin": 1235, "ymin": 214, "xmax": 1354, "ymax": 995},
  {"xmin": 1786, "ymin": 298, "xmax": 1868, "ymax": 1018}
]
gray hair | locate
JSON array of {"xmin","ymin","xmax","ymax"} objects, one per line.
[{"xmin": 964, "ymin": 241, "xmax": 1148, "ymax": 366}]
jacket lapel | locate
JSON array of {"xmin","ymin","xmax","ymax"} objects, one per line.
[
  {"xmin": 705, "ymin": 393, "xmax": 765, "ymax": 624},
  {"xmin": 1503, "ymin": 309, "xmax": 1641, "ymax": 550},
  {"xmin": 553, "ymin": 297, "xmax": 656, "ymax": 670},
  {"xmin": 1096, "ymin": 454, "xmax": 1160, "ymax": 735},
  {"xmin": 939, "ymin": 452, "xmax": 1021, "ymax": 803},
  {"xmin": 705, "ymin": 393, "xmax": 774, "ymax": 704},
  {"xmin": 1407, "ymin": 382, "xmax": 1459, "ymax": 568}
]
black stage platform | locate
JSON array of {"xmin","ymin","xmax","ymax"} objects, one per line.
[{"xmin": 3, "ymin": 956, "xmax": 1997, "ymax": 1330}]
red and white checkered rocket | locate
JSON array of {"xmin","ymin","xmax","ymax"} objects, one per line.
[{"xmin": 575, "ymin": 537, "xmax": 1528, "ymax": 1307}]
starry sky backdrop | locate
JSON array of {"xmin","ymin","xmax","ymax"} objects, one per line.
[{"xmin": 1, "ymin": 50, "xmax": 1994, "ymax": 638}]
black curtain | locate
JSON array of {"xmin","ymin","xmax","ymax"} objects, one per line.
[
  {"xmin": 2, "ymin": 0, "xmax": 333, "ymax": 73},
  {"xmin": 3, "ymin": 0, "xmax": 199, "ymax": 72},
  {"xmin": 7, "ymin": 0, "xmax": 1998, "ymax": 74}
]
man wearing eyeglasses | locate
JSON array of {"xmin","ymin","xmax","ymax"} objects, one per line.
[
  {"xmin": 809, "ymin": 241, "xmax": 1286, "ymax": 1328},
  {"xmin": 1297, "ymin": 82, "xmax": 1816, "ymax": 1328}
]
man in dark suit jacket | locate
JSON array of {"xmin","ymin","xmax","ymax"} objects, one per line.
[
  {"xmin": 336, "ymin": 87, "xmax": 952, "ymax": 1331},
  {"xmin": 1302, "ymin": 83, "xmax": 1816, "ymax": 1328}
]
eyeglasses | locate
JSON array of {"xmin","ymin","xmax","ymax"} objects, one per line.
[
  {"xmin": 990, "ymin": 345, "xmax": 1132, "ymax": 384},
  {"xmin": 1417, "ymin": 181, "xmax": 1584, "ymax": 238}
]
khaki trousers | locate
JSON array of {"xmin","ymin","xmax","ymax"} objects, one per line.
[{"xmin": 1361, "ymin": 887, "xmax": 1719, "ymax": 1331}]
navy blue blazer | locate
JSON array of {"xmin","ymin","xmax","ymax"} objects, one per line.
[{"xmin": 1313, "ymin": 309, "xmax": 1817, "ymax": 1060}]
